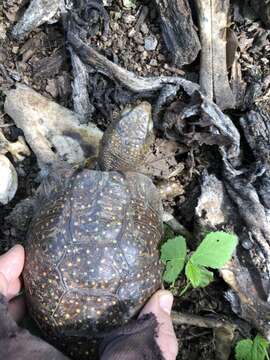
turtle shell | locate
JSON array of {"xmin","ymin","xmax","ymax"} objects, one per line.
[{"xmin": 23, "ymin": 169, "xmax": 163, "ymax": 359}]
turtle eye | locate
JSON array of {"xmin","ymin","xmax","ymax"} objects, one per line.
[{"xmin": 41, "ymin": 243, "xmax": 48, "ymax": 251}]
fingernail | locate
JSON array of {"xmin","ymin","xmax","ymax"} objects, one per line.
[{"xmin": 159, "ymin": 292, "xmax": 173, "ymax": 314}]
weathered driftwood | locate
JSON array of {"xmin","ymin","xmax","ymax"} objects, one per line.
[
  {"xmin": 68, "ymin": 33, "xmax": 199, "ymax": 96},
  {"xmin": 32, "ymin": 50, "xmax": 65, "ymax": 79},
  {"xmin": 162, "ymin": 92, "xmax": 240, "ymax": 159},
  {"xmin": 66, "ymin": 1, "xmax": 110, "ymax": 123},
  {"xmin": 154, "ymin": 0, "xmax": 201, "ymax": 67},
  {"xmin": 69, "ymin": 48, "xmax": 94, "ymax": 123},
  {"xmin": 195, "ymin": 170, "xmax": 270, "ymax": 340},
  {"xmin": 240, "ymin": 106, "xmax": 270, "ymax": 164},
  {"xmin": 4, "ymin": 84, "xmax": 103, "ymax": 168},
  {"xmin": 12, "ymin": 0, "xmax": 60, "ymax": 40},
  {"xmin": 192, "ymin": 97, "xmax": 270, "ymax": 340},
  {"xmin": 68, "ymin": 31, "xmax": 200, "ymax": 128},
  {"xmin": 230, "ymin": 58, "xmax": 247, "ymax": 109},
  {"xmin": 195, "ymin": 0, "xmax": 236, "ymax": 109}
]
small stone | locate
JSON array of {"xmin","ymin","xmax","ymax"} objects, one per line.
[
  {"xmin": 134, "ymin": 33, "xmax": 144, "ymax": 45},
  {"xmin": 141, "ymin": 51, "xmax": 148, "ymax": 60},
  {"xmin": 12, "ymin": 46, "xmax": 19, "ymax": 54},
  {"xmin": 140, "ymin": 23, "xmax": 149, "ymax": 35},
  {"xmin": 128, "ymin": 28, "xmax": 136, "ymax": 38},
  {"xmin": 144, "ymin": 35, "xmax": 158, "ymax": 51},
  {"xmin": 137, "ymin": 45, "xmax": 145, "ymax": 52},
  {"xmin": 261, "ymin": 57, "xmax": 269, "ymax": 65},
  {"xmin": 158, "ymin": 54, "xmax": 166, "ymax": 62},
  {"xmin": 0, "ymin": 154, "xmax": 18, "ymax": 205},
  {"xmin": 123, "ymin": 15, "xmax": 136, "ymax": 24},
  {"xmin": 150, "ymin": 59, "xmax": 158, "ymax": 67}
]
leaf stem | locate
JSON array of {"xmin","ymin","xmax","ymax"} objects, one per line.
[{"xmin": 180, "ymin": 282, "xmax": 191, "ymax": 296}]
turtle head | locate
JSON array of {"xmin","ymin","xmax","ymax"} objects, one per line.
[{"xmin": 99, "ymin": 102, "xmax": 154, "ymax": 171}]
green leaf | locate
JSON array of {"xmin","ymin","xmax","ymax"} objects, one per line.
[
  {"xmin": 163, "ymin": 259, "xmax": 185, "ymax": 283},
  {"xmin": 252, "ymin": 335, "xmax": 269, "ymax": 360},
  {"xmin": 235, "ymin": 336, "xmax": 269, "ymax": 360},
  {"xmin": 190, "ymin": 231, "xmax": 238, "ymax": 269},
  {"xmin": 185, "ymin": 261, "xmax": 213, "ymax": 288},
  {"xmin": 160, "ymin": 236, "xmax": 187, "ymax": 283},
  {"xmin": 235, "ymin": 339, "xmax": 253, "ymax": 360}
]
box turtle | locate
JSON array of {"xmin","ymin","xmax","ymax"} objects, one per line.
[{"xmin": 23, "ymin": 102, "xmax": 164, "ymax": 359}]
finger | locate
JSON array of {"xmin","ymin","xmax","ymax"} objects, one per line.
[
  {"xmin": 8, "ymin": 295, "xmax": 27, "ymax": 323},
  {"xmin": 0, "ymin": 245, "xmax": 25, "ymax": 283},
  {"xmin": 6, "ymin": 277, "xmax": 23, "ymax": 300},
  {"xmin": 140, "ymin": 290, "xmax": 178, "ymax": 360},
  {"xmin": 0, "ymin": 272, "xmax": 8, "ymax": 297}
]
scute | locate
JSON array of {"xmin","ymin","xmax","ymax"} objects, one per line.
[{"xmin": 24, "ymin": 169, "xmax": 163, "ymax": 359}]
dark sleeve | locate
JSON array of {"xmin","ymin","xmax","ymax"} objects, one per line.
[
  {"xmin": 0, "ymin": 294, "xmax": 70, "ymax": 360},
  {"xmin": 0, "ymin": 293, "xmax": 164, "ymax": 360},
  {"xmin": 99, "ymin": 313, "xmax": 165, "ymax": 360}
]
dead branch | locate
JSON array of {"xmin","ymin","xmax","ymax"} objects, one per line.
[
  {"xmin": 67, "ymin": 33, "xmax": 199, "ymax": 95},
  {"xmin": 4, "ymin": 84, "xmax": 103, "ymax": 168},
  {"xmin": 12, "ymin": 0, "xmax": 60, "ymax": 40},
  {"xmin": 154, "ymin": 0, "xmax": 201, "ymax": 67},
  {"xmin": 195, "ymin": 0, "xmax": 236, "ymax": 109}
]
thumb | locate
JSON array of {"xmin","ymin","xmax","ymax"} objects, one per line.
[
  {"xmin": 139, "ymin": 290, "xmax": 178, "ymax": 360},
  {"xmin": 0, "ymin": 245, "xmax": 25, "ymax": 284},
  {"xmin": 0, "ymin": 245, "xmax": 25, "ymax": 299},
  {"xmin": 0, "ymin": 272, "xmax": 8, "ymax": 297}
]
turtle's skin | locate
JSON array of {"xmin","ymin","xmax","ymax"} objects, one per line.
[{"xmin": 23, "ymin": 102, "xmax": 164, "ymax": 359}]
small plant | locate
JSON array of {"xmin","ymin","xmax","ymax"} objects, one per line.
[
  {"xmin": 235, "ymin": 334, "xmax": 269, "ymax": 360},
  {"xmin": 160, "ymin": 231, "xmax": 238, "ymax": 293}
]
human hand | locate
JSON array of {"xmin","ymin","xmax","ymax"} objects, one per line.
[
  {"xmin": 140, "ymin": 290, "xmax": 178, "ymax": 360},
  {"xmin": 0, "ymin": 244, "xmax": 26, "ymax": 321},
  {"xmin": 0, "ymin": 246, "xmax": 178, "ymax": 359}
]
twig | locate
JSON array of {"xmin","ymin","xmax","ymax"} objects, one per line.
[
  {"xmin": 162, "ymin": 212, "xmax": 192, "ymax": 241},
  {"xmin": 172, "ymin": 311, "xmax": 236, "ymax": 360},
  {"xmin": 172, "ymin": 311, "xmax": 234, "ymax": 330}
]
